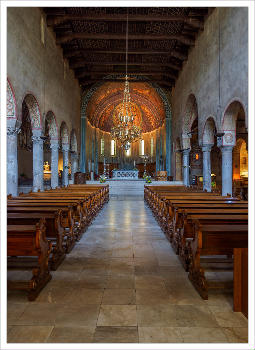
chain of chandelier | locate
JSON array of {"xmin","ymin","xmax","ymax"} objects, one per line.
[{"xmin": 110, "ymin": 11, "xmax": 142, "ymax": 151}]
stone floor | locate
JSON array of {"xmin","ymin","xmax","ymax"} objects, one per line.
[{"xmin": 7, "ymin": 197, "xmax": 248, "ymax": 343}]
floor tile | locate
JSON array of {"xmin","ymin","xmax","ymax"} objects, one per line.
[
  {"xmin": 102, "ymin": 289, "xmax": 136, "ymax": 305},
  {"xmin": 47, "ymin": 326, "xmax": 95, "ymax": 343},
  {"xmin": 136, "ymin": 288, "xmax": 172, "ymax": 305},
  {"xmin": 179, "ymin": 327, "xmax": 229, "ymax": 343},
  {"xmin": 54, "ymin": 305, "xmax": 100, "ymax": 326},
  {"xmin": 213, "ymin": 311, "xmax": 248, "ymax": 327},
  {"xmin": 8, "ymin": 326, "xmax": 53, "ymax": 343},
  {"xmin": 97, "ymin": 305, "xmax": 137, "ymax": 326},
  {"xmin": 93, "ymin": 326, "xmax": 138, "ymax": 343},
  {"xmin": 138, "ymin": 326, "xmax": 182, "ymax": 343},
  {"xmin": 222, "ymin": 327, "xmax": 248, "ymax": 342},
  {"xmin": 106, "ymin": 275, "xmax": 134, "ymax": 289}
]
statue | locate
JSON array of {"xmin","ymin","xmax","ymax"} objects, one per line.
[{"xmin": 43, "ymin": 161, "xmax": 50, "ymax": 173}]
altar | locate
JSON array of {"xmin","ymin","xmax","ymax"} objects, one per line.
[{"xmin": 112, "ymin": 170, "xmax": 139, "ymax": 180}]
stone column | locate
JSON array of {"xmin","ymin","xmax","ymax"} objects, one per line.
[
  {"xmin": 62, "ymin": 144, "xmax": 69, "ymax": 187},
  {"xmin": 50, "ymin": 140, "xmax": 59, "ymax": 189},
  {"xmin": 159, "ymin": 130, "xmax": 163, "ymax": 171},
  {"xmin": 156, "ymin": 130, "xmax": 160, "ymax": 172},
  {"xmin": 165, "ymin": 117, "xmax": 171, "ymax": 177},
  {"xmin": 221, "ymin": 145, "xmax": 234, "ymax": 196},
  {"xmin": 182, "ymin": 149, "xmax": 190, "ymax": 186},
  {"xmin": 202, "ymin": 144, "xmax": 213, "ymax": 192},
  {"xmin": 7, "ymin": 122, "xmax": 20, "ymax": 196},
  {"xmin": 80, "ymin": 117, "xmax": 86, "ymax": 173},
  {"xmin": 95, "ymin": 130, "xmax": 98, "ymax": 175},
  {"xmin": 70, "ymin": 152, "xmax": 78, "ymax": 184},
  {"xmin": 32, "ymin": 130, "xmax": 44, "ymax": 192}
]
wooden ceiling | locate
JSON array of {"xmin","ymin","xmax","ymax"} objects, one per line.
[{"xmin": 44, "ymin": 7, "xmax": 209, "ymax": 91}]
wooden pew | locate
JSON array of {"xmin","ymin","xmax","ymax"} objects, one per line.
[
  {"xmin": 7, "ymin": 218, "xmax": 52, "ymax": 301},
  {"xmin": 234, "ymin": 248, "xmax": 248, "ymax": 318},
  {"xmin": 188, "ymin": 221, "xmax": 248, "ymax": 299},
  {"xmin": 21, "ymin": 191, "xmax": 102, "ymax": 219},
  {"xmin": 176, "ymin": 213, "xmax": 248, "ymax": 271},
  {"xmin": 170, "ymin": 207, "xmax": 247, "ymax": 246},
  {"xmin": 8, "ymin": 198, "xmax": 86, "ymax": 236},
  {"xmin": 7, "ymin": 210, "xmax": 65, "ymax": 270},
  {"xmin": 7, "ymin": 206, "xmax": 75, "ymax": 253}
]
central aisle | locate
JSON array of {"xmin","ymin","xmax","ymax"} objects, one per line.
[{"xmin": 8, "ymin": 196, "xmax": 248, "ymax": 343}]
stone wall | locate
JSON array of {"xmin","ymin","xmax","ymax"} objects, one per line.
[
  {"xmin": 7, "ymin": 7, "xmax": 81, "ymax": 152},
  {"xmin": 171, "ymin": 7, "xmax": 248, "ymax": 174}
]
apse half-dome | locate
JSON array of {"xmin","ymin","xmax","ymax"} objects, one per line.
[{"xmin": 86, "ymin": 81, "xmax": 166, "ymax": 133}]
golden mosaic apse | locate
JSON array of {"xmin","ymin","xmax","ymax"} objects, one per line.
[{"xmin": 86, "ymin": 81, "xmax": 165, "ymax": 133}]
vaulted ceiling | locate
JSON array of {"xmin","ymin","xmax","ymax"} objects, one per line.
[{"xmin": 43, "ymin": 7, "xmax": 209, "ymax": 91}]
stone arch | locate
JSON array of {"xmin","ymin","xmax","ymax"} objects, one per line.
[
  {"xmin": 70, "ymin": 129, "xmax": 78, "ymax": 153},
  {"xmin": 233, "ymin": 138, "xmax": 248, "ymax": 180},
  {"xmin": 182, "ymin": 94, "xmax": 198, "ymax": 149},
  {"xmin": 7, "ymin": 78, "xmax": 17, "ymax": 120},
  {"xmin": 221, "ymin": 100, "xmax": 246, "ymax": 147},
  {"xmin": 60, "ymin": 122, "xmax": 69, "ymax": 146},
  {"xmin": 23, "ymin": 94, "xmax": 42, "ymax": 131},
  {"xmin": 202, "ymin": 117, "xmax": 217, "ymax": 145},
  {"xmin": 45, "ymin": 111, "xmax": 59, "ymax": 141}
]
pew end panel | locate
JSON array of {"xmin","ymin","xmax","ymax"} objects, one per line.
[{"xmin": 7, "ymin": 218, "xmax": 52, "ymax": 301}]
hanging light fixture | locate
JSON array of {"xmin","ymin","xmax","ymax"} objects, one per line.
[{"xmin": 111, "ymin": 10, "xmax": 142, "ymax": 151}]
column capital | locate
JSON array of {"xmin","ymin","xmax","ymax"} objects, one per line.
[
  {"xmin": 50, "ymin": 140, "xmax": 59, "ymax": 150},
  {"xmin": 62, "ymin": 143, "xmax": 69, "ymax": 152},
  {"xmin": 7, "ymin": 126, "xmax": 20, "ymax": 136},
  {"xmin": 202, "ymin": 144, "xmax": 213, "ymax": 152},
  {"xmin": 32, "ymin": 135, "xmax": 43, "ymax": 144},
  {"xmin": 182, "ymin": 148, "xmax": 191, "ymax": 156},
  {"xmin": 220, "ymin": 145, "xmax": 234, "ymax": 153}
]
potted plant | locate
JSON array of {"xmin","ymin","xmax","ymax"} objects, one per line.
[
  {"xmin": 99, "ymin": 174, "xmax": 107, "ymax": 183},
  {"xmin": 145, "ymin": 175, "xmax": 152, "ymax": 183}
]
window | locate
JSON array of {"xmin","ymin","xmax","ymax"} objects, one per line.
[
  {"xmin": 139, "ymin": 139, "xmax": 144, "ymax": 156},
  {"xmin": 150, "ymin": 138, "xmax": 154, "ymax": 156},
  {"xmin": 125, "ymin": 143, "xmax": 131, "ymax": 157},
  {"xmin": 101, "ymin": 139, "xmax": 105, "ymax": 155},
  {"xmin": 111, "ymin": 140, "xmax": 116, "ymax": 156}
]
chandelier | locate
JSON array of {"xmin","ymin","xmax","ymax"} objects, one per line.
[{"xmin": 111, "ymin": 12, "xmax": 142, "ymax": 151}]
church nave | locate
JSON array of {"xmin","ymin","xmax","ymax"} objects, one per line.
[{"xmin": 7, "ymin": 196, "xmax": 248, "ymax": 343}]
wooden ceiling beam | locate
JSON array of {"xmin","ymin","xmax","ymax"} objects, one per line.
[
  {"xmin": 70, "ymin": 60, "xmax": 181, "ymax": 71},
  {"xmin": 76, "ymin": 71, "xmax": 177, "ymax": 80},
  {"xmin": 47, "ymin": 13, "xmax": 204, "ymax": 29},
  {"xmin": 79, "ymin": 78, "xmax": 173, "ymax": 87},
  {"xmin": 56, "ymin": 33, "xmax": 195, "ymax": 46},
  {"xmin": 63, "ymin": 48, "xmax": 188, "ymax": 61}
]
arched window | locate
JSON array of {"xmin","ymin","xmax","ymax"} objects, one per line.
[
  {"xmin": 150, "ymin": 138, "xmax": 154, "ymax": 156},
  {"xmin": 111, "ymin": 140, "xmax": 116, "ymax": 156},
  {"xmin": 101, "ymin": 138, "xmax": 105, "ymax": 155},
  {"xmin": 125, "ymin": 142, "xmax": 131, "ymax": 157},
  {"xmin": 139, "ymin": 139, "xmax": 144, "ymax": 156}
]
